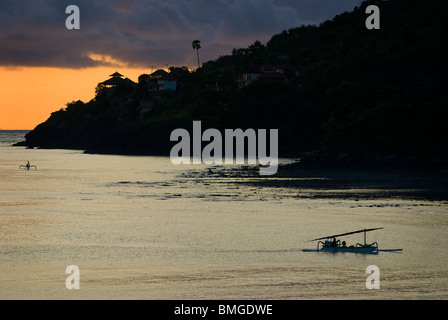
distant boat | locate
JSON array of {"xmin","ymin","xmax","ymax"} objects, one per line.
[
  {"xmin": 19, "ymin": 161, "xmax": 37, "ymax": 170},
  {"xmin": 302, "ymin": 228, "xmax": 402, "ymax": 254}
]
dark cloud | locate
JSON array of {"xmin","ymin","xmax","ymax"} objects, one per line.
[{"xmin": 0, "ymin": 0, "xmax": 363, "ymax": 69}]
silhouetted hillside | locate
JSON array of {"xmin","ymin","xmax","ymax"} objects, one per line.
[{"xmin": 18, "ymin": 0, "xmax": 448, "ymax": 167}]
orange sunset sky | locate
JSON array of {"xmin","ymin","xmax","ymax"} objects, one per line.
[{"xmin": 0, "ymin": 66, "xmax": 148, "ymax": 130}]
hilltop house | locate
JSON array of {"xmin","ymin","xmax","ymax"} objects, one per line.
[
  {"xmin": 138, "ymin": 69, "xmax": 178, "ymax": 118},
  {"xmin": 258, "ymin": 64, "xmax": 287, "ymax": 82},
  {"xmin": 102, "ymin": 71, "xmax": 135, "ymax": 88},
  {"xmin": 236, "ymin": 64, "xmax": 298, "ymax": 88},
  {"xmin": 102, "ymin": 71, "xmax": 124, "ymax": 87},
  {"xmin": 148, "ymin": 69, "xmax": 177, "ymax": 92},
  {"xmin": 275, "ymin": 64, "xmax": 299, "ymax": 78},
  {"xmin": 237, "ymin": 67, "xmax": 261, "ymax": 88},
  {"xmin": 100, "ymin": 71, "xmax": 136, "ymax": 97}
]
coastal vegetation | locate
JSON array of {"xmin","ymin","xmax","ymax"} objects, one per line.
[{"xmin": 20, "ymin": 0, "xmax": 448, "ymax": 166}]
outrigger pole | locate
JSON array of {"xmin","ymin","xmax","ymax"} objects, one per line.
[{"xmin": 307, "ymin": 228, "xmax": 384, "ymax": 243}]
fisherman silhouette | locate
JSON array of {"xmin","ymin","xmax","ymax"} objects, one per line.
[{"xmin": 332, "ymin": 238, "xmax": 337, "ymax": 247}]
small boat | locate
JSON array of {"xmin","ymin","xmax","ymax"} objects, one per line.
[
  {"xmin": 302, "ymin": 228, "xmax": 402, "ymax": 254},
  {"xmin": 19, "ymin": 161, "xmax": 37, "ymax": 170}
]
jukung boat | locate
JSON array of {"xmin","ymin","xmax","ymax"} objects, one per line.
[
  {"xmin": 302, "ymin": 228, "xmax": 402, "ymax": 254},
  {"xmin": 19, "ymin": 161, "xmax": 37, "ymax": 170}
]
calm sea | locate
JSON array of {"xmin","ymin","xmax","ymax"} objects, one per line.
[{"xmin": 0, "ymin": 130, "xmax": 447, "ymax": 300}]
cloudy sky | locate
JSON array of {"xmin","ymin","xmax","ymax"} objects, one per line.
[
  {"xmin": 1, "ymin": 0, "xmax": 363, "ymax": 69},
  {"xmin": 0, "ymin": 0, "xmax": 363, "ymax": 129}
]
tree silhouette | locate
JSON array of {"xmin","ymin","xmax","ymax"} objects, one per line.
[{"xmin": 192, "ymin": 40, "xmax": 201, "ymax": 68}]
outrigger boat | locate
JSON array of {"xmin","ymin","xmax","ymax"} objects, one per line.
[
  {"xmin": 302, "ymin": 228, "xmax": 402, "ymax": 254},
  {"xmin": 19, "ymin": 161, "xmax": 37, "ymax": 170}
]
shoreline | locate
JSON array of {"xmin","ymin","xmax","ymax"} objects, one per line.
[
  {"xmin": 9, "ymin": 141, "xmax": 448, "ymax": 201},
  {"xmin": 181, "ymin": 157, "xmax": 448, "ymax": 202}
]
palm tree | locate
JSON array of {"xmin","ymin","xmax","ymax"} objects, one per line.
[{"xmin": 192, "ymin": 40, "xmax": 201, "ymax": 68}]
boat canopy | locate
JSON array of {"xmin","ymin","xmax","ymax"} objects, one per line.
[{"xmin": 307, "ymin": 228, "xmax": 383, "ymax": 242}]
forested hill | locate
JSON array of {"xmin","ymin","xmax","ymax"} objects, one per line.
[{"xmin": 20, "ymin": 0, "xmax": 448, "ymax": 166}]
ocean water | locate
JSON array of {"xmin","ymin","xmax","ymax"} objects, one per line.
[{"xmin": 0, "ymin": 130, "xmax": 447, "ymax": 300}]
